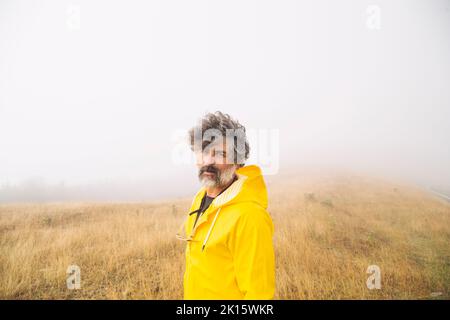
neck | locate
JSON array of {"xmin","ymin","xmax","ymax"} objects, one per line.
[{"xmin": 206, "ymin": 175, "xmax": 237, "ymax": 198}]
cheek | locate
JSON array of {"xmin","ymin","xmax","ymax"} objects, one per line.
[
  {"xmin": 217, "ymin": 164, "xmax": 234, "ymax": 173},
  {"xmin": 195, "ymin": 153, "xmax": 204, "ymax": 165}
]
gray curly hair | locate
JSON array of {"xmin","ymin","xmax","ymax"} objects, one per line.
[{"xmin": 188, "ymin": 111, "xmax": 250, "ymax": 167}]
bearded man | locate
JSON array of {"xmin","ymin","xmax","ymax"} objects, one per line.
[{"xmin": 177, "ymin": 111, "xmax": 275, "ymax": 300}]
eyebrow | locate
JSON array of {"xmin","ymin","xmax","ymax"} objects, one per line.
[{"xmin": 201, "ymin": 141, "xmax": 228, "ymax": 153}]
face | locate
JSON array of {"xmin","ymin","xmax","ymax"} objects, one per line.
[{"xmin": 195, "ymin": 140, "xmax": 238, "ymax": 189}]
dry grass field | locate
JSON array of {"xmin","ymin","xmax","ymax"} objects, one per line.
[{"xmin": 1, "ymin": 171, "xmax": 449, "ymax": 299}]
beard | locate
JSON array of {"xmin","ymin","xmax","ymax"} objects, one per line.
[{"xmin": 198, "ymin": 165, "xmax": 236, "ymax": 189}]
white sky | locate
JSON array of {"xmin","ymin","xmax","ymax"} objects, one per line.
[{"xmin": 0, "ymin": 0, "xmax": 449, "ymax": 200}]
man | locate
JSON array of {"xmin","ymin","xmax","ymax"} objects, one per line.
[{"xmin": 176, "ymin": 111, "xmax": 275, "ymax": 299}]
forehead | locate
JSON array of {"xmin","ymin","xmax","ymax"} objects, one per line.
[{"xmin": 201, "ymin": 138, "xmax": 233, "ymax": 152}]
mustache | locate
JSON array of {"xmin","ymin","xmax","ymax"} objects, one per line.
[{"xmin": 199, "ymin": 165, "xmax": 219, "ymax": 176}]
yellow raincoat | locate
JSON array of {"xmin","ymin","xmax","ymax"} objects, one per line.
[{"xmin": 182, "ymin": 165, "xmax": 275, "ymax": 299}]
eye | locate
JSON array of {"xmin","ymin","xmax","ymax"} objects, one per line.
[{"xmin": 216, "ymin": 151, "xmax": 226, "ymax": 157}]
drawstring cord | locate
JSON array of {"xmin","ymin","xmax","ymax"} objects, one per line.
[{"xmin": 201, "ymin": 208, "xmax": 221, "ymax": 252}]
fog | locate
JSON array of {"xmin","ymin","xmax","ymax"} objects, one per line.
[{"xmin": 1, "ymin": 0, "xmax": 449, "ymax": 202}]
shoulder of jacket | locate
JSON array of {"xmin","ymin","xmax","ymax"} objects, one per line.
[
  {"xmin": 226, "ymin": 202, "xmax": 274, "ymax": 241},
  {"xmin": 230, "ymin": 202, "xmax": 271, "ymax": 222}
]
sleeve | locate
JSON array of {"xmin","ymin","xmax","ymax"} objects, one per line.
[{"xmin": 227, "ymin": 206, "xmax": 275, "ymax": 300}]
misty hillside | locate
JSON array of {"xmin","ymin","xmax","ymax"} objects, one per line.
[{"xmin": 1, "ymin": 172, "xmax": 449, "ymax": 299}]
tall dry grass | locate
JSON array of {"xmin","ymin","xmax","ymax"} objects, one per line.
[{"xmin": 1, "ymin": 172, "xmax": 449, "ymax": 299}]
